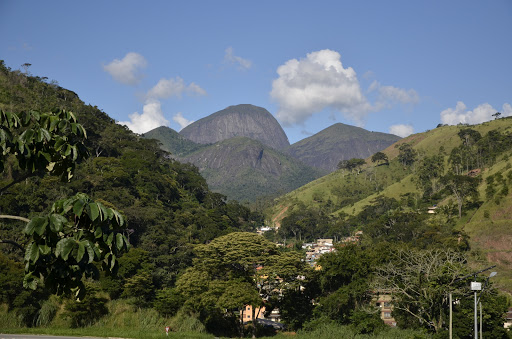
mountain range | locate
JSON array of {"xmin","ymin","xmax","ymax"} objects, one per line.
[{"xmin": 144, "ymin": 104, "xmax": 399, "ymax": 201}]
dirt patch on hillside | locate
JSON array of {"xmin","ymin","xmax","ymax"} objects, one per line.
[
  {"xmin": 384, "ymin": 133, "xmax": 428, "ymax": 160},
  {"xmin": 272, "ymin": 205, "xmax": 289, "ymax": 229},
  {"xmin": 492, "ymin": 204, "xmax": 512, "ymax": 220},
  {"xmin": 474, "ymin": 233, "xmax": 512, "ymax": 266}
]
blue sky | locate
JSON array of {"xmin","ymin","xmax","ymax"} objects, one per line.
[{"xmin": 1, "ymin": 1, "xmax": 511, "ymax": 144}]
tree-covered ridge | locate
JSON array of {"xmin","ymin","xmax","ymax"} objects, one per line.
[
  {"xmin": 143, "ymin": 125, "xmax": 204, "ymax": 156},
  {"xmin": 0, "ymin": 61, "xmax": 262, "ymax": 304},
  {"xmin": 175, "ymin": 136, "xmax": 323, "ymax": 202},
  {"xmin": 144, "ymin": 126, "xmax": 324, "ymax": 202},
  {"xmin": 270, "ymin": 116, "xmax": 512, "ymax": 291}
]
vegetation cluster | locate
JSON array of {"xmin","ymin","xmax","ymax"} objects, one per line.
[{"xmin": 0, "ymin": 61, "xmax": 511, "ymax": 338}]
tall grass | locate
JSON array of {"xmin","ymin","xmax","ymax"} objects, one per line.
[
  {"xmin": 0, "ymin": 300, "xmax": 212, "ymax": 339},
  {"xmin": 35, "ymin": 297, "xmax": 59, "ymax": 327}
]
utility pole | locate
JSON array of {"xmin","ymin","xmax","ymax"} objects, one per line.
[
  {"xmin": 480, "ymin": 302, "xmax": 482, "ymax": 339},
  {"xmin": 471, "ymin": 282, "xmax": 481, "ymax": 339},
  {"xmin": 449, "ymin": 292, "xmax": 452, "ymax": 339},
  {"xmin": 453, "ymin": 265, "xmax": 496, "ymax": 339}
]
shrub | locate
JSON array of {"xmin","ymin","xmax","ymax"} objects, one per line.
[
  {"xmin": 154, "ymin": 288, "xmax": 184, "ymax": 317},
  {"xmin": 64, "ymin": 294, "xmax": 108, "ymax": 328}
]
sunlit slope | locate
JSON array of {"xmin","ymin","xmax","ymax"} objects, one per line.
[
  {"xmin": 269, "ymin": 117, "xmax": 512, "ymax": 291},
  {"xmin": 269, "ymin": 118, "xmax": 512, "ymax": 224}
]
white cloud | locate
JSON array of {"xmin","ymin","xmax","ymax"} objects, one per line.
[
  {"xmin": 440, "ymin": 102, "xmax": 512, "ymax": 125},
  {"xmin": 370, "ymin": 81, "xmax": 419, "ymax": 109},
  {"xmin": 362, "ymin": 70, "xmax": 375, "ymax": 80},
  {"xmin": 501, "ymin": 103, "xmax": 512, "ymax": 116},
  {"xmin": 146, "ymin": 77, "xmax": 206, "ymax": 100},
  {"xmin": 103, "ymin": 52, "xmax": 147, "ymax": 85},
  {"xmin": 271, "ymin": 49, "xmax": 372, "ymax": 126},
  {"xmin": 224, "ymin": 47, "xmax": 252, "ymax": 70},
  {"xmin": 118, "ymin": 99, "xmax": 169, "ymax": 134},
  {"xmin": 389, "ymin": 124, "xmax": 414, "ymax": 137},
  {"xmin": 173, "ymin": 112, "xmax": 194, "ymax": 131}
]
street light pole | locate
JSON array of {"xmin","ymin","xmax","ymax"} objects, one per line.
[
  {"xmin": 471, "ymin": 271, "xmax": 497, "ymax": 339},
  {"xmin": 479, "ymin": 301, "xmax": 482, "ymax": 339},
  {"xmin": 449, "ymin": 292, "xmax": 452, "ymax": 339},
  {"xmin": 471, "ymin": 281, "xmax": 481, "ymax": 339},
  {"xmin": 453, "ymin": 266, "xmax": 496, "ymax": 339}
]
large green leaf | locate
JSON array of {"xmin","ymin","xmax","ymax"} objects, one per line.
[
  {"xmin": 34, "ymin": 217, "xmax": 48, "ymax": 236},
  {"xmin": 38, "ymin": 244, "xmax": 51, "ymax": 255},
  {"xmin": 73, "ymin": 199, "xmax": 85, "ymax": 216},
  {"xmin": 56, "ymin": 238, "xmax": 76, "ymax": 260},
  {"xmin": 116, "ymin": 233, "xmax": 124, "ymax": 251},
  {"xmin": 77, "ymin": 242, "xmax": 85, "ymax": 262},
  {"xmin": 106, "ymin": 232, "xmax": 114, "ymax": 245},
  {"xmin": 110, "ymin": 254, "xmax": 117, "ymax": 270},
  {"xmin": 84, "ymin": 241, "xmax": 95, "ymax": 263},
  {"xmin": 23, "ymin": 274, "xmax": 38, "ymax": 290},
  {"xmin": 94, "ymin": 226, "xmax": 103, "ymax": 239},
  {"xmin": 49, "ymin": 214, "xmax": 66, "ymax": 233},
  {"xmin": 41, "ymin": 128, "xmax": 51, "ymax": 142},
  {"xmin": 24, "ymin": 217, "xmax": 47, "ymax": 236},
  {"xmin": 24, "ymin": 242, "xmax": 39, "ymax": 263},
  {"xmin": 88, "ymin": 202, "xmax": 100, "ymax": 221}
]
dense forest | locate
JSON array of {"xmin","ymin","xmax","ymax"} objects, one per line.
[{"xmin": 0, "ymin": 61, "xmax": 511, "ymax": 338}]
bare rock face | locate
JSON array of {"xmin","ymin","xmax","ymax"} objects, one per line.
[{"xmin": 179, "ymin": 104, "xmax": 290, "ymax": 150}]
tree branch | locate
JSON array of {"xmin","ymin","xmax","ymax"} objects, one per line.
[
  {"xmin": 0, "ymin": 171, "xmax": 35, "ymax": 195},
  {"xmin": 0, "ymin": 214, "xmax": 31, "ymax": 223},
  {"xmin": 0, "ymin": 239, "xmax": 25, "ymax": 251}
]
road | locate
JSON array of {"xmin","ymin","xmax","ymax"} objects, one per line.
[{"xmin": 0, "ymin": 335, "xmax": 114, "ymax": 339}]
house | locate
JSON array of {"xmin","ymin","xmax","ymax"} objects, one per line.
[
  {"xmin": 374, "ymin": 294, "xmax": 397, "ymax": 327},
  {"xmin": 504, "ymin": 307, "xmax": 512, "ymax": 329},
  {"xmin": 257, "ymin": 226, "xmax": 273, "ymax": 235},
  {"xmin": 241, "ymin": 305, "xmax": 282, "ymax": 324},
  {"xmin": 427, "ymin": 205, "xmax": 438, "ymax": 214}
]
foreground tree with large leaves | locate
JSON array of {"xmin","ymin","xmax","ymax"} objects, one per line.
[{"xmin": 0, "ymin": 109, "xmax": 128, "ymax": 299}]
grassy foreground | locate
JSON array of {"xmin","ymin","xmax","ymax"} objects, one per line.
[{"xmin": 0, "ymin": 300, "xmax": 431, "ymax": 339}]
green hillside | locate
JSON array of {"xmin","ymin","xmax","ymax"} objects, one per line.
[
  {"xmin": 143, "ymin": 125, "xmax": 204, "ymax": 156},
  {"xmin": 0, "ymin": 60, "xmax": 262, "ymax": 301},
  {"xmin": 270, "ymin": 118, "xmax": 512, "ymax": 291}
]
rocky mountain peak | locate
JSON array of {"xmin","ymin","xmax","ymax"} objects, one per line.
[{"xmin": 179, "ymin": 104, "xmax": 290, "ymax": 150}]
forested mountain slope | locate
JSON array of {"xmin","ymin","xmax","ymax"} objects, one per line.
[
  {"xmin": 143, "ymin": 125, "xmax": 204, "ymax": 156},
  {"xmin": 0, "ymin": 61, "xmax": 261, "ymax": 285},
  {"xmin": 269, "ymin": 118, "xmax": 512, "ymax": 291},
  {"xmin": 144, "ymin": 126, "xmax": 324, "ymax": 202},
  {"xmin": 177, "ymin": 136, "xmax": 323, "ymax": 202}
]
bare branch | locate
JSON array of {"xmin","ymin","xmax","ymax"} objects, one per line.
[{"xmin": 0, "ymin": 214, "xmax": 30, "ymax": 223}]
